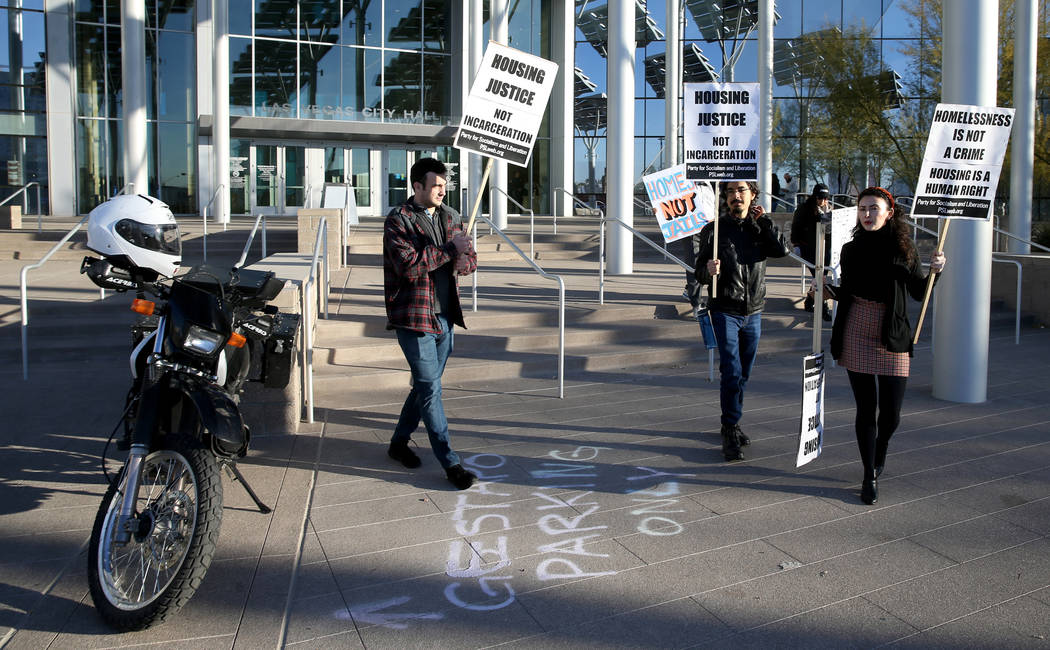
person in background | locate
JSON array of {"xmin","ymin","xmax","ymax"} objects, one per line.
[
  {"xmin": 782, "ymin": 172, "xmax": 799, "ymax": 204},
  {"xmin": 383, "ymin": 158, "xmax": 479, "ymax": 490},
  {"xmin": 771, "ymin": 173, "xmax": 782, "ymax": 207},
  {"xmin": 791, "ymin": 183, "xmax": 834, "ymax": 321},
  {"xmin": 823, "ymin": 186, "xmax": 946, "ymax": 505},
  {"xmin": 694, "ymin": 180, "xmax": 790, "ymax": 462}
]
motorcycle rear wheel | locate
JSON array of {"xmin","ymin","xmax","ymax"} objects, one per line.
[{"xmin": 87, "ymin": 433, "xmax": 222, "ymax": 630}]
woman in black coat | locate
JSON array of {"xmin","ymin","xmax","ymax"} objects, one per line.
[
  {"xmin": 791, "ymin": 183, "xmax": 833, "ymax": 320},
  {"xmin": 823, "ymin": 187, "xmax": 946, "ymax": 505}
]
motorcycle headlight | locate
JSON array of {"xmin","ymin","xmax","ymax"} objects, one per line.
[{"xmin": 183, "ymin": 325, "xmax": 225, "ymax": 356}]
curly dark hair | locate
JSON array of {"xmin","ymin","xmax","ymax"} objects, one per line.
[
  {"xmin": 854, "ymin": 186, "xmax": 916, "ymax": 265},
  {"xmin": 410, "ymin": 157, "xmax": 447, "ymax": 190}
]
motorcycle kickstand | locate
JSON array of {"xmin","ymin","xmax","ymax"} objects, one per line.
[{"xmin": 222, "ymin": 461, "xmax": 272, "ymax": 514}]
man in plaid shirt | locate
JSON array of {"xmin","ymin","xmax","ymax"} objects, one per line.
[{"xmin": 383, "ymin": 158, "xmax": 479, "ymax": 490}]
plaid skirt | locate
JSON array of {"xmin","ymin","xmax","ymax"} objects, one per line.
[{"xmin": 839, "ymin": 297, "xmax": 910, "ymax": 377}]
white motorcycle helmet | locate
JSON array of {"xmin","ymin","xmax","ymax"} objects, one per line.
[{"xmin": 87, "ymin": 194, "xmax": 181, "ymax": 279}]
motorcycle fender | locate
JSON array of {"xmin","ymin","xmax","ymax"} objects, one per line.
[{"xmin": 181, "ymin": 383, "xmax": 247, "ymax": 453}]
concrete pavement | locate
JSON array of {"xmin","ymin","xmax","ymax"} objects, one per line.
[{"xmin": 2, "ymin": 221, "xmax": 1049, "ymax": 648}]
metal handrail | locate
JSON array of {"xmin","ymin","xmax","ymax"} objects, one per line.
[
  {"xmin": 553, "ymin": 186, "xmax": 597, "ymax": 229},
  {"xmin": 991, "ymin": 257, "xmax": 1022, "ymax": 345},
  {"xmin": 300, "ymin": 216, "xmax": 329, "ymax": 423},
  {"xmin": 910, "ymin": 217, "xmax": 1023, "ymax": 343},
  {"xmin": 0, "ymin": 181, "xmax": 42, "ymax": 232},
  {"xmin": 490, "ymin": 186, "xmax": 536, "ymax": 259},
  {"xmin": 993, "ymin": 226, "xmax": 1050, "ymax": 254},
  {"xmin": 201, "ymin": 184, "xmax": 225, "ymax": 262},
  {"xmin": 477, "ymin": 213, "xmax": 565, "ymax": 399},
  {"xmin": 234, "ymin": 213, "xmax": 269, "ymax": 268},
  {"xmin": 598, "ymin": 213, "xmax": 692, "ymax": 305},
  {"xmin": 19, "ymin": 215, "xmax": 91, "ymax": 380}
]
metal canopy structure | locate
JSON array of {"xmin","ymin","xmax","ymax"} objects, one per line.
[
  {"xmin": 644, "ymin": 42, "xmax": 719, "ymax": 98},
  {"xmin": 685, "ymin": 0, "xmax": 779, "ymax": 42},
  {"xmin": 575, "ymin": 67, "xmax": 598, "ymax": 96},
  {"xmin": 772, "ymin": 28, "xmax": 839, "ymax": 87},
  {"xmin": 576, "ymin": 1, "xmax": 664, "ymax": 57},
  {"xmin": 574, "ymin": 93, "xmax": 608, "ymax": 132}
]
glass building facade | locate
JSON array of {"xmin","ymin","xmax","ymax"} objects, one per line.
[{"xmin": 6, "ymin": 1, "xmax": 1047, "ymax": 219}]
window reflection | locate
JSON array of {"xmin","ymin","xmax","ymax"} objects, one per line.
[
  {"xmin": 342, "ymin": 0, "xmax": 381, "ymax": 47},
  {"xmin": 384, "ymin": 1, "xmax": 418, "ymax": 48},
  {"xmin": 229, "ymin": 37, "xmax": 253, "ymax": 116},
  {"xmin": 254, "ymin": 0, "xmax": 297, "ymax": 39},
  {"xmin": 301, "ymin": 0, "xmax": 340, "ymax": 42},
  {"xmin": 254, "ymin": 39, "xmax": 297, "ymax": 116},
  {"xmin": 383, "ymin": 50, "xmax": 420, "ymax": 117}
]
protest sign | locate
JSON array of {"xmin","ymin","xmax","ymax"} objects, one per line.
[
  {"xmin": 911, "ymin": 103, "xmax": 1014, "ymax": 221},
  {"xmin": 455, "ymin": 43, "xmax": 559, "ymax": 168},
  {"xmin": 796, "ymin": 352, "xmax": 825, "ymax": 468},
  {"xmin": 683, "ymin": 82, "xmax": 760, "ymax": 181},
  {"xmin": 827, "ymin": 207, "xmax": 855, "ymax": 277},
  {"xmin": 642, "ymin": 164, "xmax": 716, "ymax": 243}
]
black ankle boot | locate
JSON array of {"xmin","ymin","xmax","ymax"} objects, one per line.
[
  {"xmin": 861, "ymin": 478, "xmax": 878, "ymax": 505},
  {"xmin": 720, "ymin": 424, "xmax": 744, "ymax": 462},
  {"xmin": 804, "ymin": 294, "xmax": 814, "ymax": 312}
]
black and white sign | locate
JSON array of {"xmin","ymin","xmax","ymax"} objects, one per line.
[
  {"xmin": 912, "ymin": 103, "xmax": 1014, "ymax": 220},
  {"xmin": 683, "ymin": 82, "xmax": 760, "ymax": 181},
  {"xmin": 828, "ymin": 207, "xmax": 855, "ymax": 277},
  {"xmin": 796, "ymin": 353, "xmax": 824, "ymax": 468},
  {"xmin": 455, "ymin": 43, "xmax": 559, "ymax": 167}
]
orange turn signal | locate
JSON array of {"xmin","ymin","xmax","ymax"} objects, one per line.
[
  {"xmin": 131, "ymin": 299, "xmax": 155, "ymax": 316},
  {"xmin": 227, "ymin": 332, "xmax": 247, "ymax": 348}
]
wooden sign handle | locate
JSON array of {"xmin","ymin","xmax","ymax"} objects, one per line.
[
  {"xmin": 465, "ymin": 158, "xmax": 494, "ymax": 235},
  {"xmin": 912, "ymin": 218, "xmax": 951, "ymax": 345},
  {"xmin": 711, "ymin": 214, "xmax": 720, "ymax": 295}
]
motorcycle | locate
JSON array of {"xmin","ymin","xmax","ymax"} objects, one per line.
[{"xmin": 78, "ymin": 194, "xmax": 298, "ymax": 630}]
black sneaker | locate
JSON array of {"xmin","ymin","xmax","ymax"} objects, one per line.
[
  {"xmin": 388, "ymin": 443, "xmax": 421, "ymax": 469},
  {"xmin": 446, "ymin": 464, "xmax": 477, "ymax": 490},
  {"xmin": 822, "ymin": 304, "xmax": 833, "ymax": 321},
  {"xmin": 733, "ymin": 424, "xmax": 751, "ymax": 447},
  {"xmin": 804, "ymin": 294, "xmax": 814, "ymax": 312},
  {"xmin": 720, "ymin": 424, "xmax": 744, "ymax": 462}
]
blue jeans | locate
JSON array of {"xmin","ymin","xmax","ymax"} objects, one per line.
[
  {"xmin": 711, "ymin": 311, "xmax": 762, "ymax": 426},
  {"xmin": 391, "ymin": 315, "xmax": 460, "ymax": 469}
]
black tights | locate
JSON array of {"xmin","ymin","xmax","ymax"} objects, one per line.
[{"xmin": 847, "ymin": 371, "xmax": 908, "ymax": 480}]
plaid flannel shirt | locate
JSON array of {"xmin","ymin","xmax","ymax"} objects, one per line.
[{"xmin": 383, "ymin": 199, "xmax": 477, "ymax": 334}]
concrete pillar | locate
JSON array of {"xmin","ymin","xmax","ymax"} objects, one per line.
[
  {"xmin": 120, "ymin": 0, "xmax": 149, "ymax": 193},
  {"xmin": 45, "ymin": 0, "xmax": 75, "ymax": 215},
  {"xmin": 551, "ymin": 0, "xmax": 575, "ymax": 218},
  {"xmin": 933, "ymin": 0, "xmax": 998, "ymax": 403},
  {"xmin": 1009, "ymin": 0, "xmax": 1036, "ymax": 254},
  {"xmin": 468, "ymin": 0, "xmax": 483, "ymax": 225},
  {"xmin": 664, "ymin": 0, "xmax": 680, "ymax": 168},
  {"xmin": 212, "ymin": 0, "xmax": 230, "ymax": 224},
  {"xmin": 758, "ymin": 0, "xmax": 774, "ymax": 212},
  {"xmin": 489, "ymin": 0, "xmax": 509, "ymax": 230},
  {"xmin": 607, "ymin": 0, "xmax": 635, "ymax": 274}
]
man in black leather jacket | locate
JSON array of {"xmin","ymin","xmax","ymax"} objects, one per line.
[{"xmin": 695, "ymin": 180, "xmax": 790, "ymax": 461}]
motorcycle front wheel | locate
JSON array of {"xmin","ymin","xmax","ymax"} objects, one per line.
[{"xmin": 87, "ymin": 433, "xmax": 223, "ymax": 630}]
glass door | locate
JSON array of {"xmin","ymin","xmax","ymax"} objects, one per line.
[{"xmin": 251, "ymin": 143, "xmax": 306, "ymax": 215}]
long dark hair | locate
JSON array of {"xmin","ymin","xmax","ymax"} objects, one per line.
[{"xmin": 854, "ymin": 186, "xmax": 916, "ymax": 265}]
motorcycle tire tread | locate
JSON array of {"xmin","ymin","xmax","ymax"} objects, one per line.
[{"xmin": 87, "ymin": 433, "xmax": 224, "ymax": 631}]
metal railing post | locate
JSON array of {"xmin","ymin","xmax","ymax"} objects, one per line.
[
  {"xmin": 20, "ymin": 215, "xmax": 91, "ymax": 380},
  {"xmin": 476, "ymin": 213, "xmax": 565, "ymax": 398}
]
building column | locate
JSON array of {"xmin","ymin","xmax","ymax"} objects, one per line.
[
  {"xmin": 212, "ymin": 0, "xmax": 230, "ymax": 224},
  {"xmin": 45, "ymin": 0, "xmax": 75, "ymax": 215},
  {"xmin": 489, "ymin": 0, "xmax": 509, "ymax": 230},
  {"xmin": 664, "ymin": 0, "xmax": 680, "ymax": 168},
  {"xmin": 933, "ymin": 0, "xmax": 998, "ymax": 403},
  {"xmin": 551, "ymin": 0, "xmax": 574, "ymax": 219},
  {"xmin": 607, "ymin": 0, "xmax": 635, "ymax": 274},
  {"xmin": 1009, "ymin": 0, "xmax": 1036, "ymax": 254},
  {"xmin": 467, "ymin": 0, "xmax": 483, "ymax": 224},
  {"xmin": 120, "ymin": 0, "xmax": 148, "ymax": 193},
  {"xmin": 758, "ymin": 0, "xmax": 774, "ymax": 211}
]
